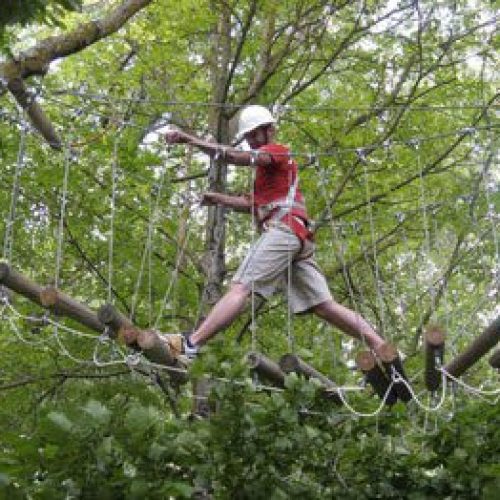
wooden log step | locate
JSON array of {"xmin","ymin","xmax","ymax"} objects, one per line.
[
  {"xmin": 0, "ymin": 263, "xmax": 45, "ymax": 307},
  {"xmin": 98, "ymin": 303, "xmax": 136, "ymax": 342},
  {"xmin": 375, "ymin": 342, "xmax": 413, "ymax": 403},
  {"xmin": 489, "ymin": 349, "xmax": 500, "ymax": 369},
  {"xmin": 424, "ymin": 326, "xmax": 446, "ymax": 392},
  {"xmin": 246, "ymin": 352, "xmax": 285, "ymax": 388},
  {"xmin": 40, "ymin": 285, "xmax": 104, "ymax": 333},
  {"xmin": 136, "ymin": 330, "xmax": 188, "ymax": 384},
  {"xmin": 445, "ymin": 315, "xmax": 500, "ymax": 378},
  {"xmin": 355, "ymin": 350, "xmax": 397, "ymax": 405},
  {"xmin": 279, "ymin": 353, "xmax": 341, "ymax": 403}
]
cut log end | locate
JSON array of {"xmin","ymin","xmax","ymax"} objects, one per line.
[
  {"xmin": 40, "ymin": 286, "xmax": 58, "ymax": 307},
  {"xmin": 375, "ymin": 342, "xmax": 398, "ymax": 363},
  {"xmin": 279, "ymin": 353, "xmax": 301, "ymax": 373},
  {"xmin": 356, "ymin": 351, "xmax": 376, "ymax": 372},
  {"xmin": 0, "ymin": 262, "xmax": 10, "ymax": 282},
  {"xmin": 425, "ymin": 326, "xmax": 446, "ymax": 348},
  {"xmin": 120, "ymin": 326, "xmax": 140, "ymax": 346}
]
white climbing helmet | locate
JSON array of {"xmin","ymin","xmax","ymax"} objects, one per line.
[{"xmin": 236, "ymin": 105, "xmax": 276, "ymax": 141}]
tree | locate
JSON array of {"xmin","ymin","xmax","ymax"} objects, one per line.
[{"xmin": 0, "ymin": 0, "xmax": 498, "ymax": 496}]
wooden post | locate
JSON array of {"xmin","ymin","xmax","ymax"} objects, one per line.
[
  {"xmin": 39, "ymin": 285, "xmax": 104, "ymax": 333},
  {"xmin": 424, "ymin": 326, "xmax": 445, "ymax": 392},
  {"xmin": 356, "ymin": 351, "xmax": 397, "ymax": 405},
  {"xmin": 0, "ymin": 263, "xmax": 45, "ymax": 306},
  {"xmin": 489, "ymin": 349, "xmax": 500, "ymax": 370},
  {"xmin": 445, "ymin": 315, "xmax": 500, "ymax": 378},
  {"xmin": 246, "ymin": 352, "xmax": 285, "ymax": 388},
  {"xmin": 279, "ymin": 354, "xmax": 341, "ymax": 403},
  {"xmin": 191, "ymin": 377, "xmax": 215, "ymax": 418},
  {"xmin": 375, "ymin": 343, "xmax": 413, "ymax": 402}
]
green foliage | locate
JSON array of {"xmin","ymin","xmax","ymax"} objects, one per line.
[
  {"xmin": 1, "ymin": 375, "xmax": 499, "ymax": 499},
  {"xmin": 0, "ymin": 0, "xmax": 498, "ymax": 497},
  {"xmin": 0, "ymin": 0, "xmax": 82, "ymax": 49},
  {"xmin": 0, "ymin": 0, "xmax": 81, "ymax": 28}
]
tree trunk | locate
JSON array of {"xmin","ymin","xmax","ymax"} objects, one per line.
[{"xmin": 199, "ymin": 7, "xmax": 232, "ymax": 310}]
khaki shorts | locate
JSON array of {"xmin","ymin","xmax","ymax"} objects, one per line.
[{"xmin": 232, "ymin": 222, "xmax": 332, "ymax": 313}]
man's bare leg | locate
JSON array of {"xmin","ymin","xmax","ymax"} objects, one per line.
[
  {"xmin": 312, "ymin": 299, "xmax": 385, "ymax": 350},
  {"xmin": 189, "ymin": 283, "xmax": 250, "ymax": 346}
]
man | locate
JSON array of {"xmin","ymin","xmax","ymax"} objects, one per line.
[{"xmin": 164, "ymin": 105, "xmax": 385, "ymax": 358}]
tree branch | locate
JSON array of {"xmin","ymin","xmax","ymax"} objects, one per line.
[{"xmin": 1, "ymin": 0, "xmax": 153, "ymax": 148}]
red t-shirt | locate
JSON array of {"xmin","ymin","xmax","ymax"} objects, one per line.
[{"xmin": 252, "ymin": 143, "xmax": 306, "ymax": 214}]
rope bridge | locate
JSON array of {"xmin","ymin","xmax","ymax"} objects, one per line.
[{"xmin": 0, "ymin": 107, "xmax": 499, "ymax": 420}]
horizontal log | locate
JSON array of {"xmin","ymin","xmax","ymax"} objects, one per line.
[
  {"xmin": 489, "ymin": 349, "xmax": 500, "ymax": 369},
  {"xmin": 0, "ymin": 263, "xmax": 45, "ymax": 306},
  {"xmin": 375, "ymin": 342, "xmax": 413, "ymax": 402},
  {"xmin": 136, "ymin": 330, "xmax": 188, "ymax": 384},
  {"xmin": 137, "ymin": 330, "xmax": 176, "ymax": 365},
  {"xmin": 40, "ymin": 285, "xmax": 104, "ymax": 333},
  {"xmin": 424, "ymin": 326, "xmax": 445, "ymax": 392},
  {"xmin": 98, "ymin": 303, "xmax": 134, "ymax": 339},
  {"xmin": 445, "ymin": 315, "xmax": 500, "ymax": 378},
  {"xmin": 279, "ymin": 353, "xmax": 341, "ymax": 403},
  {"xmin": 0, "ymin": 285, "xmax": 13, "ymax": 303},
  {"xmin": 246, "ymin": 352, "xmax": 285, "ymax": 388},
  {"xmin": 356, "ymin": 351, "xmax": 397, "ymax": 405}
]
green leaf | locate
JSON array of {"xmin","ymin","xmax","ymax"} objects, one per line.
[
  {"xmin": 82, "ymin": 399, "xmax": 111, "ymax": 425},
  {"xmin": 47, "ymin": 411, "xmax": 73, "ymax": 433}
]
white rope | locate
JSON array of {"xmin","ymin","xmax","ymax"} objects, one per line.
[
  {"xmin": 362, "ymin": 161, "xmax": 387, "ymax": 336},
  {"xmin": 54, "ymin": 142, "xmax": 72, "ymax": 288},
  {"xmin": 48, "ymin": 88, "xmax": 500, "ymax": 112},
  {"xmin": 286, "ymin": 156, "xmax": 294, "ymax": 352},
  {"xmin": 250, "ymin": 153, "xmax": 257, "ymax": 352},
  {"xmin": 130, "ymin": 168, "xmax": 167, "ymax": 319},
  {"xmin": 416, "ymin": 143, "xmax": 435, "ymax": 313},
  {"xmin": 153, "ymin": 221, "xmax": 193, "ymax": 329},
  {"xmin": 440, "ymin": 367, "xmax": 500, "ymax": 398},
  {"xmin": 107, "ymin": 133, "xmax": 119, "ymax": 303},
  {"xmin": 2, "ymin": 124, "xmax": 26, "ymax": 262},
  {"xmin": 336, "ymin": 380, "xmax": 396, "ymax": 418},
  {"xmin": 35, "ymin": 93, "xmax": 500, "ymax": 156},
  {"xmin": 388, "ymin": 366, "xmax": 449, "ymax": 412},
  {"xmin": 313, "ymin": 156, "xmax": 367, "ymax": 344}
]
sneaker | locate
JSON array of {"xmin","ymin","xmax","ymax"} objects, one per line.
[
  {"xmin": 163, "ymin": 331, "xmax": 199, "ymax": 359},
  {"xmin": 182, "ymin": 331, "xmax": 199, "ymax": 359}
]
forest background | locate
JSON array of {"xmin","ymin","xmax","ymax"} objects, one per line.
[{"xmin": 0, "ymin": 0, "xmax": 499, "ymax": 498}]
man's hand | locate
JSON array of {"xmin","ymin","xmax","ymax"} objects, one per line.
[
  {"xmin": 200, "ymin": 192, "xmax": 220, "ymax": 206},
  {"xmin": 165, "ymin": 127, "xmax": 192, "ymax": 145}
]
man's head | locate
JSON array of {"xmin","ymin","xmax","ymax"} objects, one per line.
[{"xmin": 236, "ymin": 105, "xmax": 276, "ymax": 148}]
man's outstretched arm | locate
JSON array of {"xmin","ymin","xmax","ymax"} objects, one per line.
[
  {"xmin": 165, "ymin": 129, "xmax": 272, "ymax": 168},
  {"xmin": 201, "ymin": 192, "xmax": 251, "ymax": 213}
]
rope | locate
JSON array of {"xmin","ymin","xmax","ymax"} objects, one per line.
[
  {"xmin": 54, "ymin": 141, "xmax": 72, "ymax": 288},
  {"xmin": 107, "ymin": 132, "xmax": 120, "ymax": 303},
  {"xmin": 153, "ymin": 219, "xmax": 193, "ymax": 330},
  {"xmin": 249, "ymin": 153, "xmax": 257, "ymax": 352},
  {"xmin": 2, "ymin": 124, "xmax": 26, "ymax": 262},
  {"xmin": 32, "ymin": 93, "xmax": 500, "ymax": 157},
  {"xmin": 130, "ymin": 168, "xmax": 167, "ymax": 320},
  {"xmin": 286, "ymin": 156, "xmax": 294, "ymax": 352},
  {"xmin": 362, "ymin": 161, "xmax": 387, "ymax": 336},
  {"xmin": 48, "ymin": 88, "xmax": 500, "ymax": 112}
]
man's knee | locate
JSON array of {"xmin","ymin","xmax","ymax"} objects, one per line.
[
  {"xmin": 229, "ymin": 281, "xmax": 251, "ymax": 297},
  {"xmin": 311, "ymin": 299, "xmax": 333, "ymax": 317}
]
